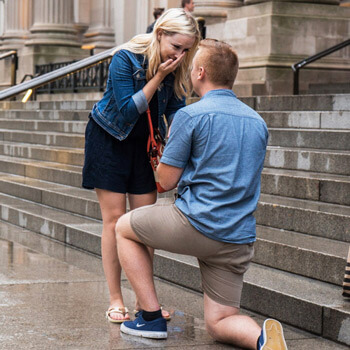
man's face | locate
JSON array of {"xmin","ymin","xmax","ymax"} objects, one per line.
[{"xmin": 186, "ymin": 0, "xmax": 195, "ymax": 12}]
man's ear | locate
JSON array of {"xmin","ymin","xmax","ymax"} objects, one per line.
[{"xmin": 198, "ymin": 67, "xmax": 205, "ymax": 80}]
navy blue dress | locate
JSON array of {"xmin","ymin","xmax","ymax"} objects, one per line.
[{"xmin": 82, "ymin": 93, "xmax": 158, "ymax": 194}]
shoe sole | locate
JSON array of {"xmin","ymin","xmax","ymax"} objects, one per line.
[
  {"xmin": 261, "ymin": 319, "xmax": 288, "ymax": 350},
  {"xmin": 120, "ymin": 323, "xmax": 167, "ymax": 339}
]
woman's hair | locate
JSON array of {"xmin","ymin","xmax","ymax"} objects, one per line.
[{"xmin": 112, "ymin": 8, "xmax": 200, "ymax": 99}]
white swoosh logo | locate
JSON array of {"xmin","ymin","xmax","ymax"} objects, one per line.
[{"xmin": 136, "ymin": 323, "xmax": 145, "ymax": 328}]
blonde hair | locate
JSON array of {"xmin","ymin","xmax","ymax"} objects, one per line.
[{"xmin": 112, "ymin": 8, "xmax": 200, "ymax": 99}]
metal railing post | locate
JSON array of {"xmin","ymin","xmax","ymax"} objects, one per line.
[
  {"xmin": 291, "ymin": 38, "xmax": 350, "ymax": 95},
  {"xmin": 292, "ymin": 67, "xmax": 299, "ymax": 95},
  {"xmin": 10, "ymin": 52, "xmax": 18, "ymax": 86}
]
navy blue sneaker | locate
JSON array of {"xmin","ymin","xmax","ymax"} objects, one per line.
[
  {"xmin": 120, "ymin": 311, "xmax": 167, "ymax": 339},
  {"xmin": 258, "ymin": 319, "xmax": 288, "ymax": 350}
]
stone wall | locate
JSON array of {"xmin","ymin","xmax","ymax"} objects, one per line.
[{"xmin": 0, "ymin": 0, "xmax": 349, "ymax": 96}]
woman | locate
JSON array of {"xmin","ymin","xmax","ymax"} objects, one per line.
[{"xmin": 82, "ymin": 8, "xmax": 200, "ymax": 323}]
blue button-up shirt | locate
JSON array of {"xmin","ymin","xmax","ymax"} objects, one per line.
[
  {"xmin": 90, "ymin": 49, "xmax": 186, "ymax": 140},
  {"xmin": 161, "ymin": 89, "xmax": 268, "ymax": 244}
]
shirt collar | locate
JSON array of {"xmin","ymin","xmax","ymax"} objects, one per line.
[{"xmin": 201, "ymin": 89, "xmax": 236, "ymax": 100}]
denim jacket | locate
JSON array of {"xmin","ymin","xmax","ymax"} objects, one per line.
[{"xmin": 90, "ymin": 49, "xmax": 186, "ymax": 140}]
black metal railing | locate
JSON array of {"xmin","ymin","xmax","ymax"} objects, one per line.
[
  {"xmin": 292, "ymin": 39, "xmax": 350, "ymax": 95},
  {"xmin": 0, "ymin": 50, "xmax": 18, "ymax": 87},
  {"xmin": 34, "ymin": 58, "xmax": 111, "ymax": 94},
  {"xmin": 0, "ymin": 47, "xmax": 115, "ymax": 101}
]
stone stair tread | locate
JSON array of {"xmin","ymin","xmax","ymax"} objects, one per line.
[
  {"xmin": 0, "ymin": 192, "xmax": 101, "ymax": 230},
  {"xmin": 262, "ymin": 167, "xmax": 350, "ymax": 182},
  {"xmin": 0, "ymin": 172, "xmax": 96, "ymax": 200},
  {"xmin": 256, "ymin": 225, "xmax": 348, "ymax": 258},
  {"xmin": 0, "ymin": 154, "xmax": 82, "ymax": 172},
  {"xmin": 267, "ymin": 145, "xmax": 350, "ymax": 154},
  {"xmin": 0, "ymin": 128, "xmax": 83, "ymax": 137},
  {"xmin": 0, "ymin": 119, "xmax": 87, "ymax": 133},
  {"xmin": 269, "ymin": 127, "xmax": 350, "ymax": 132},
  {"xmin": 0, "ymin": 110, "xmax": 90, "ymax": 121},
  {"xmin": 0, "ymin": 101, "xmax": 96, "ymax": 110},
  {"xmin": 259, "ymin": 193, "xmax": 350, "ymax": 216},
  {"xmin": 0, "ymin": 140, "xmax": 84, "ymax": 153},
  {"xmin": 155, "ymin": 250, "xmax": 344, "ymax": 307}
]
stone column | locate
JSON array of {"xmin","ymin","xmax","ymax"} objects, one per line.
[
  {"xmin": 25, "ymin": 0, "xmax": 79, "ymax": 47},
  {"xmin": 0, "ymin": 0, "xmax": 4, "ymax": 48},
  {"xmin": 83, "ymin": 0, "xmax": 115, "ymax": 51},
  {"xmin": 194, "ymin": 0, "xmax": 244, "ymax": 25},
  {"xmin": 19, "ymin": 0, "xmax": 87, "ymax": 86},
  {"xmin": 1, "ymin": 0, "xmax": 32, "ymax": 51}
]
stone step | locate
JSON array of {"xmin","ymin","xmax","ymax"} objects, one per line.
[
  {"xmin": 1, "ymin": 151, "xmax": 349, "ymax": 207},
  {"xmin": 241, "ymin": 94, "xmax": 350, "ymax": 111},
  {"xmin": 2, "ymin": 170, "xmax": 347, "ymax": 286},
  {"xmin": 260, "ymin": 111, "xmax": 350, "ymax": 129},
  {"xmin": 0, "ymin": 129, "xmax": 84, "ymax": 148},
  {"xmin": 0, "ymin": 155, "xmax": 82, "ymax": 187},
  {"xmin": 0, "ymin": 119, "xmax": 87, "ymax": 133},
  {"xmin": 268, "ymin": 128, "xmax": 350, "ymax": 150},
  {"xmin": 155, "ymin": 250, "xmax": 349, "ymax": 344},
  {"xmin": 0, "ymin": 100, "xmax": 96, "ymax": 111},
  {"xmin": 2, "ymin": 94, "xmax": 350, "ymax": 113},
  {"xmin": 0, "ymin": 192, "xmax": 102, "ymax": 247},
  {"xmin": 0, "ymin": 109, "xmax": 89, "ymax": 121},
  {"xmin": 0, "ymin": 141, "xmax": 84, "ymax": 166},
  {"xmin": 261, "ymin": 168, "xmax": 350, "ymax": 205},
  {"xmin": 1, "ymin": 110, "xmax": 349, "ymax": 130},
  {"xmin": 0, "ymin": 169, "xmax": 349, "ymax": 248},
  {"xmin": 265, "ymin": 146, "xmax": 350, "ymax": 175},
  {"xmin": 0, "ymin": 191, "xmax": 348, "ymax": 346},
  {"xmin": 255, "ymin": 225, "xmax": 348, "ymax": 286},
  {"xmin": 0, "ymin": 172, "xmax": 101, "ymax": 220},
  {"xmin": 256, "ymin": 194, "xmax": 350, "ymax": 242}
]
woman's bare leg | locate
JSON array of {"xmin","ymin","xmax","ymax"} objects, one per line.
[
  {"xmin": 96, "ymin": 188, "xmax": 128, "ymax": 321},
  {"xmin": 128, "ymin": 190, "xmax": 170, "ymax": 319}
]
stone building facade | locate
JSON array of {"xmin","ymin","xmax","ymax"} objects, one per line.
[{"xmin": 0, "ymin": 0, "xmax": 349, "ymax": 95}]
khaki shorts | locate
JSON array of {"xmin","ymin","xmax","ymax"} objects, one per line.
[{"xmin": 130, "ymin": 201, "xmax": 254, "ymax": 308}]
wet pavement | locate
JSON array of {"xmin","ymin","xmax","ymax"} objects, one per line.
[{"xmin": 0, "ymin": 220, "xmax": 348, "ymax": 350}]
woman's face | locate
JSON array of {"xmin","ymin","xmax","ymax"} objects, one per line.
[{"xmin": 158, "ymin": 31, "xmax": 196, "ymax": 63}]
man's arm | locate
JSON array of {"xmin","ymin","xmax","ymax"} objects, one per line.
[{"xmin": 157, "ymin": 163, "xmax": 184, "ymax": 191}]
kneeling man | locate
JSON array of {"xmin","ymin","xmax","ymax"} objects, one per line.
[{"xmin": 116, "ymin": 39, "xmax": 288, "ymax": 350}]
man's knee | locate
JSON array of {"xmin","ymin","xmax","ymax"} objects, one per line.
[{"xmin": 115, "ymin": 212, "xmax": 130, "ymax": 240}]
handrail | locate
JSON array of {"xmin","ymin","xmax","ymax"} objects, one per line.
[
  {"xmin": 291, "ymin": 38, "xmax": 350, "ymax": 95},
  {"xmin": 0, "ymin": 47, "xmax": 115, "ymax": 101},
  {"xmin": 0, "ymin": 50, "xmax": 17, "ymax": 60},
  {"xmin": 0, "ymin": 50, "xmax": 18, "ymax": 87}
]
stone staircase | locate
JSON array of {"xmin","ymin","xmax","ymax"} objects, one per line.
[{"xmin": 0, "ymin": 94, "xmax": 349, "ymax": 346}]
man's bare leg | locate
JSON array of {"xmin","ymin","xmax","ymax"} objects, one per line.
[
  {"xmin": 115, "ymin": 212, "xmax": 160, "ymax": 312},
  {"xmin": 204, "ymin": 293, "xmax": 261, "ymax": 349}
]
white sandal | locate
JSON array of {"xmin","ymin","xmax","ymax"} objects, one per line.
[{"xmin": 106, "ymin": 307, "xmax": 130, "ymax": 324}]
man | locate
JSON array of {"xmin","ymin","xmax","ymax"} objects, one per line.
[
  {"xmin": 115, "ymin": 39, "xmax": 288, "ymax": 350},
  {"xmin": 146, "ymin": 7, "xmax": 164, "ymax": 33},
  {"xmin": 182, "ymin": 0, "xmax": 195, "ymax": 13}
]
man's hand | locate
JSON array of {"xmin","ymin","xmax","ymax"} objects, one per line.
[{"xmin": 157, "ymin": 162, "xmax": 184, "ymax": 191}]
